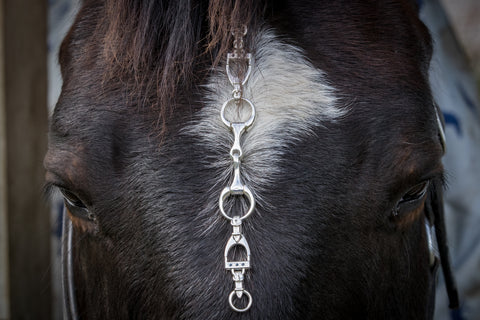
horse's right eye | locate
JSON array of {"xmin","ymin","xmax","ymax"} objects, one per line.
[
  {"xmin": 59, "ymin": 188, "xmax": 95, "ymax": 222},
  {"xmin": 60, "ymin": 188, "xmax": 86, "ymax": 209}
]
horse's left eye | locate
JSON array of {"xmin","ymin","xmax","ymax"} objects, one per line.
[{"xmin": 399, "ymin": 181, "xmax": 429, "ymax": 204}]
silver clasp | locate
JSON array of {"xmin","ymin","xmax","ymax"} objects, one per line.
[
  {"xmin": 226, "ymin": 53, "xmax": 253, "ymax": 96},
  {"xmin": 224, "ymin": 217, "xmax": 251, "ymax": 270},
  {"xmin": 225, "ymin": 217, "xmax": 252, "ymax": 312}
]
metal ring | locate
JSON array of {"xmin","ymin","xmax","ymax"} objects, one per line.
[
  {"xmin": 220, "ymin": 98, "xmax": 256, "ymax": 129},
  {"xmin": 219, "ymin": 186, "xmax": 255, "ymax": 221},
  {"xmin": 228, "ymin": 290, "xmax": 252, "ymax": 312}
]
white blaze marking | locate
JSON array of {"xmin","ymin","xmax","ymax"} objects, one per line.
[{"xmin": 186, "ymin": 30, "xmax": 344, "ymax": 219}]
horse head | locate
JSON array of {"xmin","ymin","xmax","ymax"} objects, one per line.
[{"xmin": 44, "ymin": 0, "xmax": 458, "ymax": 318}]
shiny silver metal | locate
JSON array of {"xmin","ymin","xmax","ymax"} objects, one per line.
[
  {"xmin": 220, "ymin": 97, "xmax": 256, "ymax": 161},
  {"xmin": 219, "ymin": 25, "xmax": 255, "ymax": 312},
  {"xmin": 228, "ymin": 288, "xmax": 252, "ymax": 312},
  {"xmin": 425, "ymin": 220, "xmax": 439, "ymax": 268},
  {"xmin": 220, "ymin": 99, "xmax": 256, "ymax": 133},
  {"xmin": 219, "ymin": 185, "xmax": 255, "ymax": 221},
  {"xmin": 226, "ymin": 52, "xmax": 252, "ymax": 96},
  {"xmin": 224, "ymin": 217, "xmax": 251, "ymax": 269}
]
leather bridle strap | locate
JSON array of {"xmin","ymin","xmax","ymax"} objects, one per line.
[
  {"xmin": 433, "ymin": 104, "xmax": 459, "ymax": 310},
  {"xmin": 431, "ymin": 186, "xmax": 460, "ymax": 309},
  {"xmin": 62, "ymin": 206, "xmax": 79, "ymax": 320}
]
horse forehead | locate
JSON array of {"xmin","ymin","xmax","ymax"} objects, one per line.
[
  {"xmin": 184, "ymin": 31, "xmax": 345, "ymax": 192},
  {"xmin": 50, "ymin": 28, "xmax": 435, "ymax": 176},
  {"xmin": 47, "ymin": 0, "xmax": 436, "ymax": 194}
]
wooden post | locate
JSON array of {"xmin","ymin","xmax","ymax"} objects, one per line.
[
  {"xmin": 0, "ymin": 1, "xmax": 9, "ymax": 317},
  {"xmin": 0, "ymin": 0, "xmax": 51, "ymax": 319}
]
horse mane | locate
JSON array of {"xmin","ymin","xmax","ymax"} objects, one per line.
[{"xmin": 100, "ymin": 0, "xmax": 266, "ymax": 132}]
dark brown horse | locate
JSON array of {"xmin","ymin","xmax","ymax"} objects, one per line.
[{"xmin": 44, "ymin": 0, "xmax": 459, "ymax": 318}]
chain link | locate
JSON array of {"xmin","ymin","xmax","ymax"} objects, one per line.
[{"xmin": 219, "ymin": 26, "xmax": 255, "ymax": 313}]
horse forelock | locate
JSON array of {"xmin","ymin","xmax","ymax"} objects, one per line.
[{"xmin": 96, "ymin": 0, "xmax": 266, "ymax": 135}]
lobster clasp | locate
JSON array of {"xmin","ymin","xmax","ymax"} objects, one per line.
[
  {"xmin": 224, "ymin": 217, "xmax": 251, "ymax": 270},
  {"xmin": 226, "ymin": 52, "xmax": 252, "ymax": 89},
  {"xmin": 224, "ymin": 217, "xmax": 253, "ymax": 311}
]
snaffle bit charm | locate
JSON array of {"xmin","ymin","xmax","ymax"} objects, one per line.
[{"xmin": 218, "ymin": 25, "xmax": 255, "ymax": 312}]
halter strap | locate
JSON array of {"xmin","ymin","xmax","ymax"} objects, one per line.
[{"xmin": 62, "ymin": 207, "xmax": 79, "ymax": 320}]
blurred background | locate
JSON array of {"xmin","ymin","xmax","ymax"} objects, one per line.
[{"xmin": 0, "ymin": 0, "xmax": 478, "ymax": 319}]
